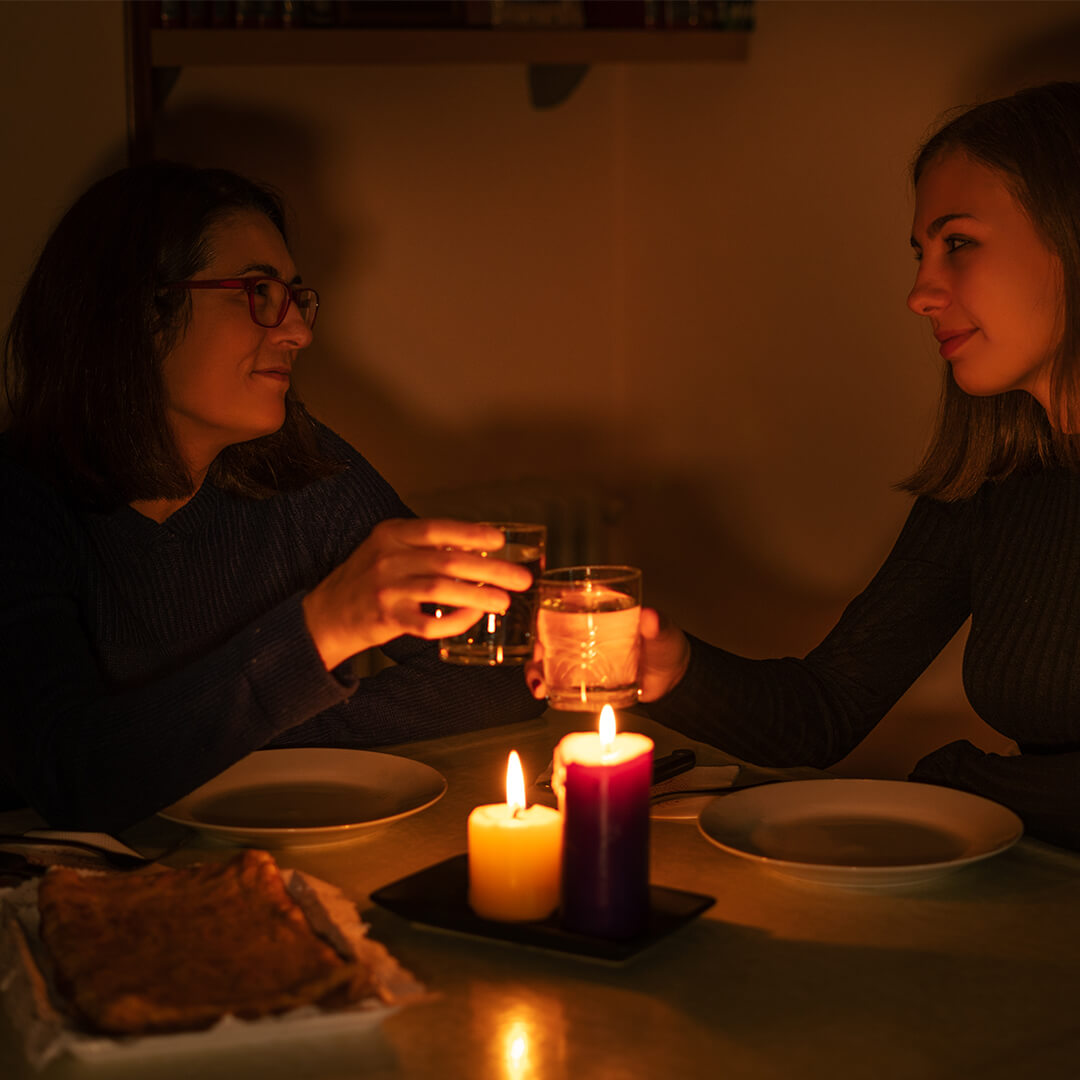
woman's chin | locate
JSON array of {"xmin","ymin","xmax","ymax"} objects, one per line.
[
  {"xmin": 950, "ymin": 365, "xmax": 1013, "ymax": 399},
  {"xmin": 233, "ymin": 413, "xmax": 287, "ymax": 447}
]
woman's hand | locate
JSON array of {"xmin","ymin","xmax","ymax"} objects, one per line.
[
  {"xmin": 302, "ymin": 518, "xmax": 532, "ymax": 671},
  {"xmin": 525, "ymin": 606, "xmax": 692, "ymax": 703},
  {"xmin": 635, "ymin": 607, "xmax": 692, "ymax": 701}
]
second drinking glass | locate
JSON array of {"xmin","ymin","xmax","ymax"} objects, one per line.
[{"xmin": 438, "ymin": 522, "xmax": 547, "ymax": 666}]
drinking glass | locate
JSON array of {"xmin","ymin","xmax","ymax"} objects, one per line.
[
  {"xmin": 535, "ymin": 566, "xmax": 642, "ymax": 710},
  {"xmin": 438, "ymin": 522, "xmax": 547, "ymax": 666}
]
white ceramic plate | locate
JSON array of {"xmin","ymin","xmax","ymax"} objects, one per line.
[
  {"xmin": 698, "ymin": 779, "xmax": 1023, "ymax": 887},
  {"xmin": 158, "ymin": 749, "xmax": 447, "ymax": 848}
]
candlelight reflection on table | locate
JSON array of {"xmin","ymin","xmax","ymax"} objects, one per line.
[{"xmin": 470, "ymin": 985, "xmax": 568, "ymax": 1080}]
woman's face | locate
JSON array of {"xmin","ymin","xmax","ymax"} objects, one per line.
[
  {"xmin": 161, "ymin": 210, "xmax": 313, "ymax": 475},
  {"xmin": 907, "ymin": 151, "xmax": 1064, "ymax": 413}
]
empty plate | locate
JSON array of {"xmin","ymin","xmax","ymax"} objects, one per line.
[
  {"xmin": 158, "ymin": 748, "xmax": 447, "ymax": 847},
  {"xmin": 698, "ymin": 779, "xmax": 1023, "ymax": 886}
]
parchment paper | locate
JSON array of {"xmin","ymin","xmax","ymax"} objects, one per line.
[{"xmin": 0, "ymin": 865, "xmax": 428, "ymax": 1070}]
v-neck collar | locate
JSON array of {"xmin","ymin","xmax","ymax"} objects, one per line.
[{"xmin": 115, "ymin": 480, "xmax": 225, "ymax": 545}]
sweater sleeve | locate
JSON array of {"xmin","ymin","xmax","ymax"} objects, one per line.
[
  {"xmin": 267, "ymin": 632, "xmax": 545, "ymax": 750},
  {"xmin": 910, "ymin": 740, "xmax": 1080, "ymax": 850},
  {"xmin": 644, "ymin": 495, "xmax": 974, "ymax": 768},
  {"xmin": 270, "ymin": 423, "xmax": 546, "ymax": 747}
]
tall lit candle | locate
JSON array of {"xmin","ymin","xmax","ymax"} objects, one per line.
[
  {"xmin": 468, "ymin": 751, "xmax": 563, "ymax": 922},
  {"xmin": 553, "ymin": 706, "xmax": 653, "ymax": 938}
]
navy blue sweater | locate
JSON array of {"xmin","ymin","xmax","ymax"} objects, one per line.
[{"xmin": 0, "ymin": 423, "xmax": 543, "ymax": 830}]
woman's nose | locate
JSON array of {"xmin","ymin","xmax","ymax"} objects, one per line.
[
  {"xmin": 906, "ymin": 266, "xmax": 947, "ymax": 317},
  {"xmin": 272, "ymin": 302, "xmax": 314, "ymax": 348}
]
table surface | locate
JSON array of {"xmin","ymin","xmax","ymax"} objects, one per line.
[{"xmin": 4, "ymin": 710, "xmax": 1080, "ymax": 1080}]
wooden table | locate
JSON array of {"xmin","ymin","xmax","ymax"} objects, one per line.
[{"xmin": 4, "ymin": 711, "xmax": 1080, "ymax": 1080}]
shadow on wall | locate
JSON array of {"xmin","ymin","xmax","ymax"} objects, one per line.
[
  {"xmin": 153, "ymin": 101, "xmax": 358, "ymax": 280},
  {"xmin": 976, "ymin": 17, "xmax": 1080, "ymax": 97},
  {"xmin": 151, "ymin": 100, "xmax": 902, "ymax": 639},
  {"xmin": 154, "ymin": 103, "xmax": 639, "ymax": 570},
  {"xmin": 620, "ymin": 467, "xmax": 856, "ymax": 656},
  {"xmin": 2, "ymin": 135, "xmax": 128, "ymax": 322}
]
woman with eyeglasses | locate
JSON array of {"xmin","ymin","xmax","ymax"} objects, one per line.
[{"xmin": 0, "ymin": 161, "xmax": 543, "ymax": 831}]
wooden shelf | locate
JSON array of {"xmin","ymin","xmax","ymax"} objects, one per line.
[
  {"xmin": 150, "ymin": 27, "xmax": 751, "ymax": 67},
  {"xmin": 128, "ymin": 1, "xmax": 752, "ymax": 161}
]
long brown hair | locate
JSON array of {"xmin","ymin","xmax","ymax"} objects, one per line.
[
  {"xmin": 902, "ymin": 82, "xmax": 1080, "ymax": 500},
  {"xmin": 3, "ymin": 162, "xmax": 339, "ymax": 508}
]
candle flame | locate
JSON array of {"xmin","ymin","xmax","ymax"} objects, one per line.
[
  {"xmin": 599, "ymin": 705, "xmax": 616, "ymax": 749},
  {"xmin": 506, "ymin": 750, "xmax": 526, "ymax": 812},
  {"xmin": 510, "ymin": 1035, "xmax": 526, "ymax": 1063}
]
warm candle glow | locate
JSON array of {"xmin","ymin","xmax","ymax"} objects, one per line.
[
  {"xmin": 599, "ymin": 704, "xmax": 616, "ymax": 750},
  {"xmin": 469, "ymin": 750, "xmax": 562, "ymax": 922},
  {"xmin": 506, "ymin": 750, "xmax": 526, "ymax": 812},
  {"xmin": 507, "ymin": 1029, "xmax": 528, "ymax": 1077},
  {"xmin": 477, "ymin": 991, "xmax": 567, "ymax": 1080}
]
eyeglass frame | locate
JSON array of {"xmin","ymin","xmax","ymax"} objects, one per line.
[{"xmin": 165, "ymin": 277, "xmax": 320, "ymax": 329}]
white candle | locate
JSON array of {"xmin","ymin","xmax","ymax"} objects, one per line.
[{"xmin": 467, "ymin": 751, "xmax": 562, "ymax": 922}]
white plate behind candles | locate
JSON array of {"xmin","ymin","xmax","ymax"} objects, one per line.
[
  {"xmin": 158, "ymin": 749, "xmax": 447, "ymax": 847},
  {"xmin": 698, "ymin": 779, "xmax": 1023, "ymax": 887}
]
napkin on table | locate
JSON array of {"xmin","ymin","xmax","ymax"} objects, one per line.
[
  {"xmin": 0, "ymin": 831, "xmax": 150, "ymax": 880},
  {"xmin": 532, "ymin": 754, "xmax": 741, "ymax": 803}
]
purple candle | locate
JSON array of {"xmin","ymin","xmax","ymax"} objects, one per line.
[{"xmin": 553, "ymin": 708, "xmax": 653, "ymax": 938}]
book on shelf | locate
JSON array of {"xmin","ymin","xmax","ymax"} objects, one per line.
[{"xmin": 152, "ymin": 0, "xmax": 754, "ymax": 31}]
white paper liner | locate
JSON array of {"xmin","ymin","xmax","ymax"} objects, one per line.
[{"xmin": 0, "ymin": 865, "xmax": 428, "ymax": 1070}]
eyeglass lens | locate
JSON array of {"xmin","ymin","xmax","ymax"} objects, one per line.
[{"xmin": 251, "ymin": 279, "xmax": 318, "ymax": 328}]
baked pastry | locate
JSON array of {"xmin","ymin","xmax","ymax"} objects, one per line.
[{"xmin": 36, "ymin": 849, "xmax": 371, "ymax": 1034}]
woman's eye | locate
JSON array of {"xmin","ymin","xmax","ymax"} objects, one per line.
[{"xmin": 944, "ymin": 235, "xmax": 972, "ymax": 254}]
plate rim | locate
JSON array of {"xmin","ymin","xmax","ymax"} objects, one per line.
[
  {"xmin": 157, "ymin": 748, "xmax": 447, "ymax": 840},
  {"xmin": 697, "ymin": 778, "xmax": 1024, "ymax": 882}
]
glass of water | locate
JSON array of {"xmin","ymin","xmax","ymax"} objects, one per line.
[
  {"xmin": 535, "ymin": 566, "xmax": 642, "ymax": 710},
  {"xmin": 438, "ymin": 522, "xmax": 547, "ymax": 666}
]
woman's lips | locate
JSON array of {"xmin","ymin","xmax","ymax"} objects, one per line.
[
  {"xmin": 253, "ymin": 369, "xmax": 290, "ymax": 383},
  {"xmin": 937, "ymin": 330, "xmax": 976, "ymax": 360}
]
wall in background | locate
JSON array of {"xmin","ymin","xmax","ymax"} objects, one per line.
[
  {"xmin": 0, "ymin": 1, "xmax": 128, "ymax": 332},
  {"xmin": 8, "ymin": 1, "xmax": 1080, "ymax": 775}
]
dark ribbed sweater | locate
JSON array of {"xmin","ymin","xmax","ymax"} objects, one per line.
[
  {"xmin": 646, "ymin": 468, "xmax": 1080, "ymax": 849},
  {"xmin": 0, "ymin": 423, "xmax": 544, "ymax": 831}
]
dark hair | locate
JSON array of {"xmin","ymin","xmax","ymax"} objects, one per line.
[
  {"xmin": 2, "ymin": 161, "xmax": 338, "ymax": 507},
  {"xmin": 902, "ymin": 82, "xmax": 1080, "ymax": 500}
]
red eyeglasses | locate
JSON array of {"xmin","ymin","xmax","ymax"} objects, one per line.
[{"xmin": 166, "ymin": 277, "xmax": 320, "ymax": 329}]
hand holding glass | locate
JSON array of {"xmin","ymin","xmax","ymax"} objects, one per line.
[{"xmin": 439, "ymin": 523, "xmax": 546, "ymax": 666}]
